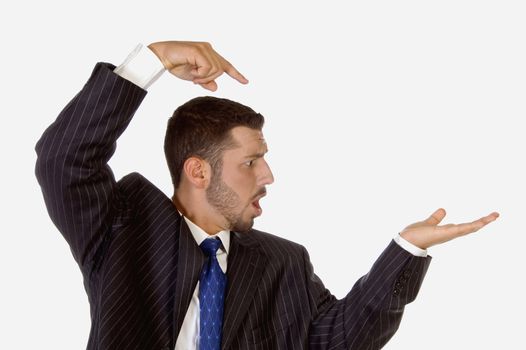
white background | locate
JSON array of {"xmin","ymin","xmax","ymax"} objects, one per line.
[{"xmin": 1, "ymin": 0, "xmax": 524, "ymax": 348}]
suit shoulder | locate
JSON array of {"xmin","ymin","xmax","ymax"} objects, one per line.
[{"xmin": 249, "ymin": 229, "xmax": 307, "ymax": 260}]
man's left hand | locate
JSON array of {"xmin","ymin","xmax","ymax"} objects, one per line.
[{"xmin": 400, "ymin": 208, "xmax": 499, "ymax": 249}]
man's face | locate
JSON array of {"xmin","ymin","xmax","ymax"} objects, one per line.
[{"xmin": 206, "ymin": 126, "xmax": 274, "ymax": 232}]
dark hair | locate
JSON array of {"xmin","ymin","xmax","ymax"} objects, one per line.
[{"xmin": 164, "ymin": 96, "xmax": 265, "ymax": 189}]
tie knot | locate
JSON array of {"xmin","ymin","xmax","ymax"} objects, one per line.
[{"xmin": 200, "ymin": 237, "xmax": 222, "ymax": 257}]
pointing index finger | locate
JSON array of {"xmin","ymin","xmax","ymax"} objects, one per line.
[{"xmin": 222, "ymin": 58, "xmax": 249, "ymax": 84}]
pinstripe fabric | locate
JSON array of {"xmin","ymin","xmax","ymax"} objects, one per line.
[{"xmin": 35, "ymin": 63, "xmax": 432, "ymax": 350}]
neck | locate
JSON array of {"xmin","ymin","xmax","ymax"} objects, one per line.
[{"xmin": 172, "ymin": 192, "xmax": 227, "ymax": 235}]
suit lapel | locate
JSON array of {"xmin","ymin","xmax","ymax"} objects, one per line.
[
  {"xmin": 173, "ymin": 218, "xmax": 205, "ymax": 340},
  {"xmin": 222, "ymin": 231, "xmax": 267, "ymax": 349}
]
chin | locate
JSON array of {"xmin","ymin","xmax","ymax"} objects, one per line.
[{"xmin": 232, "ymin": 218, "xmax": 255, "ymax": 233}]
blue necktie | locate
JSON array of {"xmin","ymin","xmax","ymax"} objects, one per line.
[{"xmin": 199, "ymin": 238, "xmax": 227, "ymax": 350}]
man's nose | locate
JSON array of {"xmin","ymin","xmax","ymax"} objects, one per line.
[{"xmin": 259, "ymin": 159, "xmax": 274, "ymax": 186}]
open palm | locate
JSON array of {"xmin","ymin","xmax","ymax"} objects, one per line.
[{"xmin": 400, "ymin": 208, "xmax": 499, "ymax": 249}]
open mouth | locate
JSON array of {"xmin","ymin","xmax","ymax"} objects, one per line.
[{"xmin": 251, "ymin": 190, "xmax": 266, "ymax": 216}]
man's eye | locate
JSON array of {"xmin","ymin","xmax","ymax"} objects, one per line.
[{"xmin": 245, "ymin": 160, "xmax": 255, "ymax": 167}]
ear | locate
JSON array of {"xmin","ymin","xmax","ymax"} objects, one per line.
[{"xmin": 182, "ymin": 157, "xmax": 211, "ymax": 189}]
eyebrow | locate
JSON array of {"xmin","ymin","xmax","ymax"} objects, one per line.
[{"xmin": 244, "ymin": 151, "xmax": 268, "ymax": 159}]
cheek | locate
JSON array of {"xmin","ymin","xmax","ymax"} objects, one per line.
[{"xmin": 225, "ymin": 169, "xmax": 257, "ymax": 191}]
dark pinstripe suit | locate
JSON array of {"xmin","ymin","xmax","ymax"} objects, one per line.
[{"xmin": 35, "ymin": 63, "xmax": 432, "ymax": 350}]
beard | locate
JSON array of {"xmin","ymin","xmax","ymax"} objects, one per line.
[{"xmin": 206, "ymin": 171, "xmax": 254, "ymax": 233}]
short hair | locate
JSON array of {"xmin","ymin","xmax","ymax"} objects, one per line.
[{"xmin": 164, "ymin": 96, "xmax": 265, "ymax": 189}]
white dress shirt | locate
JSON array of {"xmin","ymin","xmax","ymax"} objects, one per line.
[{"xmin": 112, "ymin": 43, "xmax": 428, "ymax": 349}]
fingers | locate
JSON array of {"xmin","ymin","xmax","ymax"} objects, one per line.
[
  {"xmin": 192, "ymin": 69, "xmax": 225, "ymax": 85},
  {"xmin": 191, "ymin": 44, "xmax": 222, "ymax": 80},
  {"xmin": 485, "ymin": 211, "xmax": 500, "ymax": 222},
  {"xmin": 189, "ymin": 50, "xmax": 218, "ymax": 82},
  {"xmin": 436, "ymin": 211, "xmax": 500, "ymax": 240},
  {"xmin": 222, "ymin": 59, "xmax": 249, "ymax": 84},
  {"xmin": 189, "ymin": 42, "xmax": 248, "ymax": 88},
  {"xmin": 192, "ymin": 60, "xmax": 248, "ymax": 85}
]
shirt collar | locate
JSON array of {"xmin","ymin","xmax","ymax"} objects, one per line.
[{"xmin": 182, "ymin": 215, "xmax": 230, "ymax": 254}]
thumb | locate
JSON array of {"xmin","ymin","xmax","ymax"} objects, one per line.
[
  {"xmin": 198, "ymin": 80, "xmax": 218, "ymax": 92},
  {"xmin": 425, "ymin": 208, "xmax": 447, "ymax": 226}
]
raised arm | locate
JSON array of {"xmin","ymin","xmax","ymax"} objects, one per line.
[{"xmin": 35, "ymin": 41, "xmax": 247, "ymax": 268}]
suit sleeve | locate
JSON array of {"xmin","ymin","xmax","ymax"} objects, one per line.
[
  {"xmin": 35, "ymin": 63, "xmax": 147, "ymax": 269},
  {"xmin": 306, "ymin": 240, "xmax": 432, "ymax": 349}
]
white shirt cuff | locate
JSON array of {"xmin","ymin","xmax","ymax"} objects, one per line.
[
  {"xmin": 394, "ymin": 233, "xmax": 428, "ymax": 257},
  {"xmin": 113, "ymin": 43, "xmax": 166, "ymax": 90}
]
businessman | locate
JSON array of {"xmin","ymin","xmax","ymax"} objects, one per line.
[{"xmin": 35, "ymin": 40, "xmax": 499, "ymax": 349}]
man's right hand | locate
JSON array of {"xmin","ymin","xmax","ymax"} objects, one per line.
[{"xmin": 148, "ymin": 41, "xmax": 248, "ymax": 91}]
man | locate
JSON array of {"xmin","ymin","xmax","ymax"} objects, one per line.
[{"xmin": 35, "ymin": 40, "xmax": 498, "ymax": 349}]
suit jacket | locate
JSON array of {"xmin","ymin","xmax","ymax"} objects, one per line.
[{"xmin": 35, "ymin": 63, "xmax": 432, "ymax": 350}]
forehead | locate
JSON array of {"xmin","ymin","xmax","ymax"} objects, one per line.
[{"xmin": 228, "ymin": 126, "xmax": 267, "ymax": 153}]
